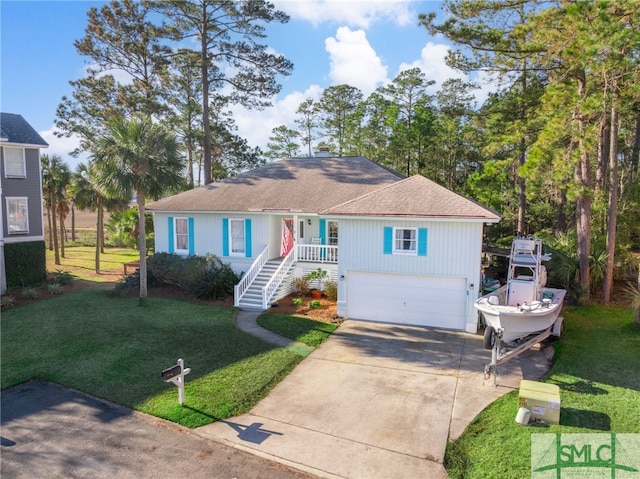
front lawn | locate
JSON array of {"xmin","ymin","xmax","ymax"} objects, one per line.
[
  {"xmin": 446, "ymin": 305, "xmax": 640, "ymax": 479},
  {"xmin": 258, "ymin": 313, "xmax": 338, "ymax": 347},
  {"xmin": 1, "ymin": 287, "xmax": 306, "ymax": 428}
]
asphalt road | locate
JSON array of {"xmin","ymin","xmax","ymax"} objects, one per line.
[{"xmin": 0, "ymin": 381, "xmax": 314, "ymax": 479}]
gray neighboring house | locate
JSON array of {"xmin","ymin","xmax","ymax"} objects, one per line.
[
  {"xmin": 0, "ymin": 113, "xmax": 48, "ymax": 294},
  {"xmin": 147, "ymin": 154, "xmax": 500, "ymax": 333}
]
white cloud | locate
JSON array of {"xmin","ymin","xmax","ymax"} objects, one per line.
[
  {"xmin": 398, "ymin": 41, "xmax": 465, "ymax": 94},
  {"xmin": 39, "ymin": 127, "xmax": 89, "ymax": 171},
  {"xmin": 398, "ymin": 41, "xmax": 499, "ymax": 104},
  {"xmin": 274, "ymin": 0, "xmax": 414, "ymax": 29},
  {"xmin": 325, "ymin": 27, "xmax": 388, "ymax": 96},
  {"xmin": 232, "ymin": 85, "xmax": 324, "ymax": 151}
]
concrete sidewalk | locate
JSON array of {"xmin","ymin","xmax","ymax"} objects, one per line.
[{"xmin": 197, "ymin": 317, "xmax": 541, "ymax": 479}]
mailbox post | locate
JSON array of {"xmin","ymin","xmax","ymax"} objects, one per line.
[{"xmin": 161, "ymin": 358, "xmax": 191, "ymax": 406}]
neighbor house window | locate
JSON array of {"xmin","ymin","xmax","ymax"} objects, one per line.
[
  {"xmin": 174, "ymin": 217, "xmax": 189, "ymax": 253},
  {"xmin": 3, "ymin": 147, "xmax": 26, "ymax": 178},
  {"xmin": 394, "ymin": 227, "xmax": 417, "ymax": 254},
  {"xmin": 328, "ymin": 221, "xmax": 338, "ymax": 245},
  {"xmin": 6, "ymin": 197, "xmax": 29, "ymax": 234},
  {"xmin": 230, "ymin": 219, "xmax": 245, "ymax": 255}
]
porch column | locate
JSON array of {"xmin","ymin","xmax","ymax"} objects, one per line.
[{"xmin": 293, "ymin": 214, "xmax": 298, "ymax": 261}]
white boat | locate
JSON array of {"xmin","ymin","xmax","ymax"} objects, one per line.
[{"xmin": 475, "ymin": 237, "xmax": 566, "ymax": 343}]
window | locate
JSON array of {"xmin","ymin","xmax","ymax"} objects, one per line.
[
  {"xmin": 230, "ymin": 219, "xmax": 245, "ymax": 255},
  {"xmin": 4, "ymin": 147, "xmax": 26, "ymax": 178},
  {"xmin": 174, "ymin": 217, "xmax": 189, "ymax": 253},
  {"xmin": 6, "ymin": 197, "xmax": 29, "ymax": 234},
  {"xmin": 328, "ymin": 221, "xmax": 338, "ymax": 245},
  {"xmin": 299, "ymin": 220, "xmax": 305, "ymax": 240},
  {"xmin": 394, "ymin": 227, "xmax": 416, "ymax": 254}
]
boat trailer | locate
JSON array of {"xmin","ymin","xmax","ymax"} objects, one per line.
[{"xmin": 483, "ymin": 315, "xmax": 564, "ymax": 387}]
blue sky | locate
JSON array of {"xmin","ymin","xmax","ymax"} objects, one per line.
[{"xmin": 1, "ymin": 1, "xmax": 489, "ymax": 168}]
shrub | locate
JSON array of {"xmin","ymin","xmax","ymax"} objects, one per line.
[
  {"xmin": 20, "ymin": 288, "xmax": 39, "ymax": 299},
  {"xmin": 114, "ymin": 271, "xmax": 140, "ymax": 296},
  {"xmin": 1, "ymin": 295, "xmax": 15, "ymax": 308},
  {"xmin": 146, "ymin": 253, "xmax": 239, "ymax": 300},
  {"xmin": 147, "ymin": 253, "xmax": 207, "ymax": 290},
  {"xmin": 292, "ymin": 297, "xmax": 303, "ymax": 307},
  {"xmin": 293, "ymin": 276, "xmax": 310, "ymax": 296},
  {"xmin": 4, "ymin": 240, "xmax": 46, "ymax": 288},
  {"xmin": 309, "ymin": 299, "xmax": 322, "ymax": 309},
  {"xmin": 193, "ymin": 256, "xmax": 240, "ymax": 300},
  {"xmin": 324, "ymin": 280, "xmax": 338, "ymax": 301},
  {"xmin": 52, "ymin": 270, "xmax": 75, "ymax": 286},
  {"xmin": 48, "ymin": 283, "xmax": 64, "ymax": 295}
]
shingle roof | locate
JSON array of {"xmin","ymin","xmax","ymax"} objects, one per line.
[
  {"xmin": 146, "ymin": 156, "xmax": 499, "ymax": 221},
  {"xmin": 146, "ymin": 156, "xmax": 405, "ymax": 213},
  {"xmin": 0, "ymin": 113, "xmax": 48, "ymax": 146},
  {"xmin": 324, "ymin": 174, "xmax": 500, "ymax": 220}
]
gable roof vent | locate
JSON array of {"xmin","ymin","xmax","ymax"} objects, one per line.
[{"xmin": 315, "ymin": 146, "xmax": 333, "ymax": 157}]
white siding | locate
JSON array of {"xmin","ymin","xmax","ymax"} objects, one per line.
[
  {"xmin": 151, "ymin": 212, "xmax": 271, "ymax": 275},
  {"xmin": 335, "ymin": 218, "xmax": 484, "ymax": 332}
]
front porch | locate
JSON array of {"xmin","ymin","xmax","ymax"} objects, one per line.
[{"xmin": 235, "ymin": 243, "xmax": 338, "ymax": 311}]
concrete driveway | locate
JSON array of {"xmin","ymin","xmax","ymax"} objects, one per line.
[{"xmin": 197, "ymin": 320, "xmax": 530, "ymax": 479}]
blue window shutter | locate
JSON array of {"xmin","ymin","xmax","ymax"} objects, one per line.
[
  {"xmin": 319, "ymin": 219, "xmax": 326, "ymax": 244},
  {"xmin": 245, "ymin": 218, "xmax": 252, "ymax": 257},
  {"xmin": 168, "ymin": 217, "xmax": 174, "ymax": 253},
  {"xmin": 383, "ymin": 227, "xmax": 393, "ymax": 255},
  {"xmin": 188, "ymin": 217, "xmax": 195, "ymax": 255},
  {"xmin": 222, "ymin": 218, "xmax": 229, "ymax": 256},
  {"xmin": 418, "ymin": 228, "xmax": 428, "ymax": 256}
]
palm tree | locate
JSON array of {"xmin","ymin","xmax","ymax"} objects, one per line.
[
  {"xmin": 68, "ymin": 163, "xmax": 129, "ymax": 273},
  {"xmin": 41, "ymin": 154, "xmax": 70, "ymax": 265},
  {"xmin": 92, "ymin": 115, "xmax": 185, "ymax": 301}
]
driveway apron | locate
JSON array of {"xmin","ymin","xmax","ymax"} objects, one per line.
[{"xmin": 196, "ymin": 320, "xmax": 523, "ymax": 479}]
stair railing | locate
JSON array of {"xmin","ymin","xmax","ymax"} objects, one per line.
[
  {"xmin": 234, "ymin": 245, "xmax": 269, "ymax": 307},
  {"xmin": 262, "ymin": 247, "xmax": 296, "ymax": 309}
]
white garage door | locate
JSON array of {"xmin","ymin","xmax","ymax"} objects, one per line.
[{"xmin": 346, "ymin": 271, "xmax": 467, "ymax": 329}]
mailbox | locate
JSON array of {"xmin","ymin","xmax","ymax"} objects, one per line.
[{"xmin": 161, "ymin": 364, "xmax": 182, "ymax": 381}]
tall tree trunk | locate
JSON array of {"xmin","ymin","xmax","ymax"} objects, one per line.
[
  {"xmin": 47, "ymin": 206, "xmax": 53, "ymax": 251},
  {"xmin": 601, "ymin": 104, "xmax": 618, "ymax": 304},
  {"xmin": 95, "ymin": 198, "xmax": 102, "ymax": 274},
  {"xmin": 596, "ymin": 118, "xmax": 610, "ymax": 190},
  {"xmin": 59, "ymin": 210, "xmax": 65, "ymax": 259},
  {"xmin": 50, "ymin": 192, "xmax": 60, "ymax": 265},
  {"xmin": 100, "ymin": 207, "xmax": 105, "ymax": 254},
  {"xmin": 201, "ymin": 4, "xmax": 212, "ymax": 185},
  {"xmin": 71, "ymin": 206, "xmax": 76, "ymax": 242},
  {"xmin": 631, "ymin": 108, "xmax": 640, "ymax": 183},
  {"xmin": 137, "ymin": 192, "xmax": 148, "ymax": 302},
  {"xmin": 517, "ymin": 67, "xmax": 527, "ymax": 235},
  {"xmin": 556, "ymin": 189, "xmax": 567, "ymax": 233},
  {"xmin": 575, "ymin": 75, "xmax": 591, "ymax": 303}
]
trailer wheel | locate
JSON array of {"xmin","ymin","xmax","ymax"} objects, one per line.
[{"xmin": 483, "ymin": 326, "xmax": 496, "ymax": 350}]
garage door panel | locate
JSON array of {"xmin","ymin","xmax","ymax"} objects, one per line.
[{"xmin": 347, "ymin": 272, "xmax": 466, "ymax": 329}]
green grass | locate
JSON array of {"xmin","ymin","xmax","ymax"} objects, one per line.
[
  {"xmin": 445, "ymin": 305, "xmax": 640, "ymax": 479},
  {"xmin": 47, "ymin": 246, "xmax": 139, "ymax": 282},
  {"xmin": 257, "ymin": 313, "xmax": 338, "ymax": 347},
  {"xmin": 1, "ymin": 287, "xmax": 305, "ymax": 428}
]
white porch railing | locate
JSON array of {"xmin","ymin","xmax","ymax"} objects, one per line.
[
  {"xmin": 234, "ymin": 245, "xmax": 269, "ymax": 307},
  {"xmin": 262, "ymin": 247, "xmax": 297, "ymax": 309},
  {"xmin": 296, "ymin": 244, "xmax": 338, "ymax": 263}
]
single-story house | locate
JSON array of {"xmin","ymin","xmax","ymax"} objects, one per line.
[{"xmin": 146, "ymin": 154, "xmax": 500, "ymax": 333}]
